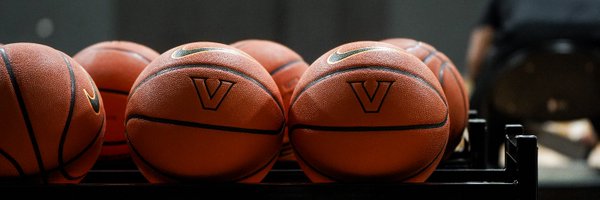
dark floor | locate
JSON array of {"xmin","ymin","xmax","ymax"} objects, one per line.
[
  {"xmin": 535, "ymin": 124, "xmax": 600, "ymax": 200},
  {"xmin": 539, "ymin": 161, "xmax": 600, "ymax": 200}
]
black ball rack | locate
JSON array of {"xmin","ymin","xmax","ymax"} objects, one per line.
[{"xmin": 0, "ymin": 112, "xmax": 538, "ymax": 200}]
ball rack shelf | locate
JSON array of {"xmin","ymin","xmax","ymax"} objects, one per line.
[{"xmin": 0, "ymin": 113, "xmax": 538, "ymax": 200}]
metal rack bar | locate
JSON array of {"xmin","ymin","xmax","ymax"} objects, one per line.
[{"xmin": 0, "ymin": 120, "xmax": 539, "ymax": 200}]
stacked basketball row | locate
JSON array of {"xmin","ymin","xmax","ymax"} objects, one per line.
[{"xmin": 0, "ymin": 38, "xmax": 468, "ymax": 183}]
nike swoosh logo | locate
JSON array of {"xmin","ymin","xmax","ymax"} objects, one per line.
[
  {"xmin": 327, "ymin": 46, "xmax": 398, "ymax": 64},
  {"xmin": 83, "ymin": 76, "xmax": 101, "ymax": 113},
  {"xmin": 171, "ymin": 47, "xmax": 248, "ymax": 59}
]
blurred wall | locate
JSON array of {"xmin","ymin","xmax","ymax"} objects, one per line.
[
  {"xmin": 0, "ymin": 0, "xmax": 488, "ymax": 74},
  {"xmin": 0, "ymin": 0, "xmax": 116, "ymax": 54}
]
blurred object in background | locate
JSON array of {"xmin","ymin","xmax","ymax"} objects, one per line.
[
  {"xmin": 466, "ymin": 0, "xmax": 600, "ymax": 168},
  {"xmin": 587, "ymin": 144, "xmax": 600, "ymax": 169},
  {"xmin": 541, "ymin": 120, "xmax": 597, "ymax": 147},
  {"xmin": 530, "ymin": 119, "xmax": 597, "ymax": 163}
]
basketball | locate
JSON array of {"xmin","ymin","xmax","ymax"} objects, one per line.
[
  {"xmin": 74, "ymin": 41, "xmax": 159, "ymax": 160},
  {"xmin": 288, "ymin": 41, "xmax": 449, "ymax": 182},
  {"xmin": 125, "ymin": 42, "xmax": 285, "ymax": 183},
  {"xmin": 0, "ymin": 43, "xmax": 105, "ymax": 183},
  {"xmin": 381, "ymin": 38, "xmax": 469, "ymax": 160},
  {"xmin": 231, "ymin": 39, "xmax": 309, "ymax": 162}
]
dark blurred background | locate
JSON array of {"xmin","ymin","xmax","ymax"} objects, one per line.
[
  {"xmin": 0, "ymin": 0, "xmax": 486, "ymax": 74},
  {"xmin": 4, "ymin": 1, "xmax": 600, "ymax": 199}
]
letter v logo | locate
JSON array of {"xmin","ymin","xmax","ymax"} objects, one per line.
[
  {"xmin": 192, "ymin": 78, "xmax": 235, "ymax": 110},
  {"xmin": 349, "ymin": 80, "xmax": 394, "ymax": 113}
]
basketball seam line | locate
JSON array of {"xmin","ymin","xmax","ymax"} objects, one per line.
[
  {"xmin": 404, "ymin": 41, "xmax": 421, "ymax": 51},
  {"xmin": 414, "ymin": 44, "xmax": 450, "ymax": 85},
  {"xmin": 91, "ymin": 47, "xmax": 153, "ymax": 63},
  {"xmin": 125, "ymin": 129, "xmax": 281, "ymax": 182},
  {"xmin": 128, "ymin": 64, "xmax": 285, "ymax": 117},
  {"xmin": 0, "ymin": 48, "xmax": 48, "ymax": 183},
  {"xmin": 290, "ymin": 66, "xmax": 448, "ymax": 109},
  {"xmin": 0, "ymin": 148, "xmax": 25, "ymax": 176},
  {"xmin": 403, "ymin": 41, "xmax": 452, "ymax": 71},
  {"xmin": 287, "ymin": 142, "xmax": 339, "ymax": 181},
  {"xmin": 233, "ymin": 149, "xmax": 280, "ymax": 182},
  {"xmin": 279, "ymin": 145, "xmax": 294, "ymax": 157},
  {"xmin": 395, "ymin": 140, "xmax": 445, "ymax": 180},
  {"xmin": 423, "ymin": 49, "xmax": 439, "ymax": 64},
  {"xmin": 438, "ymin": 61, "xmax": 448, "ymax": 84},
  {"xmin": 6, "ymin": 119, "xmax": 104, "ymax": 182},
  {"xmin": 98, "ymin": 88, "xmax": 129, "ymax": 95},
  {"xmin": 102, "ymin": 140, "xmax": 127, "ymax": 146},
  {"xmin": 54, "ymin": 117, "xmax": 105, "ymax": 180},
  {"xmin": 269, "ymin": 59, "xmax": 302, "ymax": 75},
  {"xmin": 62, "ymin": 117, "xmax": 104, "ymax": 179},
  {"xmin": 404, "ymin": 43, "xmax": 468, "ymax": 155},
  {"xmin": 414, "ymin": 44, "xmax": 470, "ymax": 131},
  {"xmin": 280, "ymin": 145, "xmax": 293, "ymax": 155},
  {"xmin": 126, "ymin": 114, "xmax": 285, "ymax": 135},
  {"xmin": 289, "ymin": 114, "xmax": 448, "ymax": 133},
  {"xmin": 418, "ymin": 42, "xmax": 469, "ymax": 130},
  {"xmin": 57, "ymin": 55, "xmax": 78, "ymax": 180},
  {"xmin": 448, "ymin": 64, "xmax": 470, "ymax": 124}
]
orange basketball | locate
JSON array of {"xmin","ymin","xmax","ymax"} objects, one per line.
[
  {"xmin": 289, "ymin": 41, "xmax": 449, "ymax": 182},
  {"xmin": 231, "ymin": 39, "xmax": 309, "ymax": 162},
  {"xmin": 125, "ymin": 42, "xmax": 285, "ymax": 183},
  {"xmin": 0, "ymin": 43, "xmax": 105, "ymax": 183},
  {"xmin": 381, "ymin": 38, "xmax": 469, "ymax": 160},
  {"xmin": 74, "ymin": 41, "xmax": 159, "ymax": 160}
]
